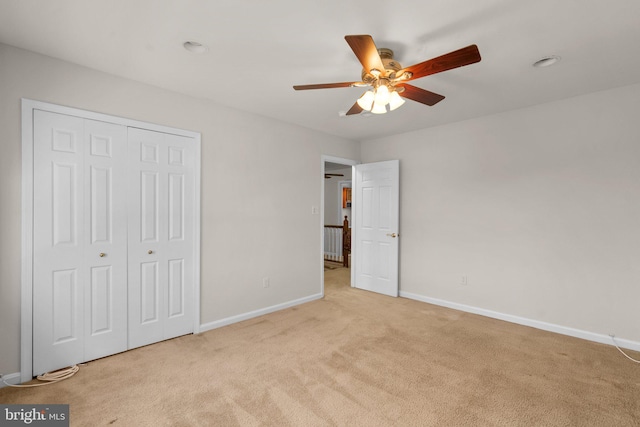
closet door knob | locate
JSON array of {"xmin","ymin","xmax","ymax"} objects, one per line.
[
  {"xmin": 99, "ymin": 253, "xmax": 106, "ymax": 257},
  {"xmin": 148, "ymin": 250, "xmax": 153, "ymax": 254}
]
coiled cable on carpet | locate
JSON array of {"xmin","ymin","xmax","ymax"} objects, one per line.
[
  {"xmin": 610, "ymin": 335, "xmax": 640, "ymax": 364},
  {"xmin": 2, "ymin": 365, "xmax": 80, "ymax": 388}
]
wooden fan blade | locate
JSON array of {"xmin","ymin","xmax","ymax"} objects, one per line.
[
  {"xmin": 345, "ymin": 35, "xmax": 385, "ymax": 75},
  {"xmin": 397, "ymin": 84, "xmax": 445, "ymax": 106},
  {"xmin": 346, "ymin": 102, "xmax": 364, "ymax": 115},
  {"xmin": 293, "ymin": 82, "xmax": 360, "ymax": 90},
  {"xmin": 399, "ymin": 45, "xmax": 481, "ymax": 81}
]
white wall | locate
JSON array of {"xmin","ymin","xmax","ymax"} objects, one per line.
[
  {"xmin": 361, "ymin": 83, "xmax": 640, "ymax": 344},
  {"xmin": 0, "ymin": 43, "xmax": 359, "ymax": 376}
]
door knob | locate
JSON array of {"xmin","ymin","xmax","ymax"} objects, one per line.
[
  {"xmin": 148, "ymin": 250, "xmax": 153, "ymax": 254},
  {"xmin": 386, "ymin": 233, "xmax": 398, "ymax": 238},
  {"xmin": 99, "ymin": 253, "xmax": 106, "ymax": 257}
]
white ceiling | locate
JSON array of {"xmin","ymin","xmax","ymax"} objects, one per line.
[{"xmin": 2, "ymin": 0, "xmax": 640, "ymax": 142}]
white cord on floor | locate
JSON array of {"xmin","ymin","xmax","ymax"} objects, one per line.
[
  {"xmin": 1, "ymin": 365, "xmax": 80, "ymax": 388},
  {"xmin": 610, "ymin": 335, "xmax": 640, "ymax": 364}
]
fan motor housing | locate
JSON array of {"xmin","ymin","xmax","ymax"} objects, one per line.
[{"xmin": 361, "ymin": 48, "xmax": 403, "ymax": 82}]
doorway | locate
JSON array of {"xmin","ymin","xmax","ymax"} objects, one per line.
[
  {"xmin": 321, "ymin": 156, "xmax": 358, "ymax": 296},
  {"xmin": 321, "ymin": 156, "xmax": 400, "ymax": 298}
]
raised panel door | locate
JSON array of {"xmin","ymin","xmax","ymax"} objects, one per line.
[
  {"xmin": 163, "ymin": 133, "xmax": 194, "ymax": 339},
  {"xmin": 83, "ymin": 119, "xmax": 128, "ymax": 361},
  {"xmin": 353, "ymin": 160, "xmax": 400, "ymax": 297},
  {"xmin": 33, "ymin": 110, "xmax": 86, "ymax": 375},
  {"xmin": 32, "ymin": 112, "xmax": 128, "ymax": 374},
  {"xmin": 127, "ymin": 128, "xmax": 194, "ymax": 349}
]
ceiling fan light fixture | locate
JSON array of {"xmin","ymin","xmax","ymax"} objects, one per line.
[
  {"xmin": 374, "ymin": 84, "xmax": 391, "ymax": 105},
  {"xmin": 293, "ymin": 35, "xmax": 482, "ymax": 117},
  {"xmin": 371, "ymin": 101, "xmax": 387, "ymax": 114},
  {"xmin": 357, "ymin": 90, "xmax": 375, "ymax": 110},
  {"xmin": 388, "ymin": 90, "xmax": 405, "ymax": 111}
]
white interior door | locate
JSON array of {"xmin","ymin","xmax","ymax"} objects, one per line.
[
  {"xmin": 353, "ymin": 160, "xmax": 400, "ymax": 297},
  {"xmin": 24, "ymin": 100, "xmax": 201, "ymax": 381},
  {"xmin": 33, "ymin": 111, "xmax": 128, "ymax": 375},
  {"xmin": 82, "ymin": 119, "xmax": 128, "ymax": 362},
  {"xmin": 127, "ymin": 128, "xmax": 195, "ymax": 349}
]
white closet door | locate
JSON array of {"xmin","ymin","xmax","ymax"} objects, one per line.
[
  {"xmin": 82, "ymin": 119, "xmax": 128, "ymax": 361},
  {"xmin": 127, "ymin": 128, "xmax": 195, "ymax": 349},
  {"xmin": 33, "ymin": 111, "xmax": 128, "ymax": 375},
  {"xmin": 33, "ymin": 111, "xmax": 85, "ymax": 375}
]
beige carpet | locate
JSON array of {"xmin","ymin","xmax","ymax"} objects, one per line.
[{"xmin": 2, "ymin": 267, "xmax": 639, "ymax": 426}]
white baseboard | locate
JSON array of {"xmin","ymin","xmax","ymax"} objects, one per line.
[
  {"xmin": 400, "ymin": 291, "xmax": 640, "ymax": 353},
  {"xmin": 0, "ymin": 372, "xmax": 22, "ymax": 389},
  {"xmin": 199, "ymin": 293, "xmax": 324, "ymax": 333}
]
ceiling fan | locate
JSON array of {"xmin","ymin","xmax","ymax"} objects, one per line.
[
  {"xmin": 293, "ymin": 35, "xmax": 481, "ymax": 115},
  {"xmin": 325, "ymin": 173, "xmax": 344, "ymax": 179}
]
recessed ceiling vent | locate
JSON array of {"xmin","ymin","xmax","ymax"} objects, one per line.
[
  {"xmin": 183, "ymin": 41, "xmax": 208, "ymax": 54},
  {"xmin": 533, "ymin": 55, "xmax": 561, "ymax": 68}
]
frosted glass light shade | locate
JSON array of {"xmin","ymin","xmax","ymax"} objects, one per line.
[
  {"xmin": 371, "ymin": 101, "xmax": 387, "ymax": 114},
  {"xmin": 388, "ymin": 91, "xmax": 405, "ymax": 111},
  {"xmin": 374, "ymin": 85, "xmax": 390, "ymax": 105},
  {"xmin": 356, "ymin": 91, "xmax": 375, "ymax": 111}
]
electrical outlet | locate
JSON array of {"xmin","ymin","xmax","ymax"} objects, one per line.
[
  {"xmin": 461, "ymin": 275, "xmax": 468, "ymax": 286},
  {"xmin": 263, "ymin": 277, "xmax": 270, "ymax": 288}
]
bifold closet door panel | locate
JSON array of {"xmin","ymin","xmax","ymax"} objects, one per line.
[
  {"xmin": 32, "ymin": 111, "xmax": 128, "ymax": 375},
  {"xmin": 127, "ymin": 128, "xmax": 195, "ymax": 349},
  {"xmin": 33, "ymin": 111, "xmax": 85, "ymax": 375},
  {"xmin": 82, "ymin": 119, "xmax": 128, "ymax": 362}
]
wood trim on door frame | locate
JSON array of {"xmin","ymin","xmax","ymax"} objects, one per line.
[{"xmin": 20, "ymin": 99, "xmax": 202, "ymax": 382}]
